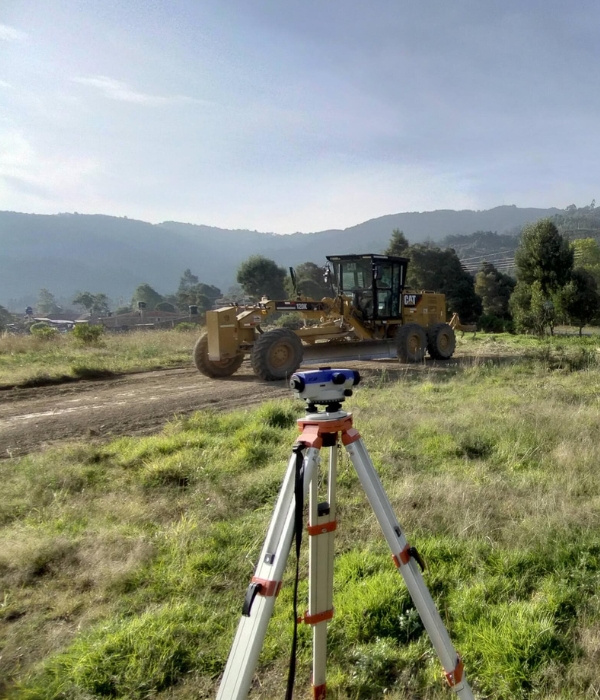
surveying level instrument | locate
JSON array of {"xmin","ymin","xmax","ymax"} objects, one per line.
[{"xmin": 217, "ymin": 368, "xmax": 475, "ymax": 700}]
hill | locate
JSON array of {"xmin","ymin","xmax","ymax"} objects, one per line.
[{"xmin": 0, "ymin": 205, "xmax": 560, "ymax": 307}]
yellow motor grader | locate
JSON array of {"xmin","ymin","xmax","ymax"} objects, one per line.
[{"xmin": 193, "ymin": 254, "xmax": 457, "ymax": 381}]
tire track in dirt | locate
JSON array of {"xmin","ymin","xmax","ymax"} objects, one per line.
[
  {"xmin": 0, "ymin": 362, "xmax": 293, "ymax": 458},
  {"xmin": 0, "ymin": 352, "xmax": 506, "ymax": 458}
]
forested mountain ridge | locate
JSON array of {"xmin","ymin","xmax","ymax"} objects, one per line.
[
  {"xmin": 0, "ymin": 205, "xmax": 561, "ymax": 306},
  {"xmin": 552, "ymin": 204, "xmax": 600, "ymax": 240}
]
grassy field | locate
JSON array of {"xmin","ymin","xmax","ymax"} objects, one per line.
[
  {"xmin": 0, "ymin": 329, "xmax": 201, "ymax": 387},
  {"xmin": 1, "ymin": 326, "xmax": 599, "ymax": 389},
  {"xmin": 2, "ymin": 342, "xmax": 600, "ymax": 698}
]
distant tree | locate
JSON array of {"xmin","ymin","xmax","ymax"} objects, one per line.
[
  {"xmin": 223, "ymin": 284, "xmax": 245, "ymax": 301},
  {"xmin": 288, "ymin": 261, "xmax": 331, "ymax": 298},
  {"xmin": 0, "ymin": 304, "xmax": 12, "ymax": 330},
  {"xmin": 155, "ymin": 301, "xmax": 177, "ymax": 313},
  {"xmin": 384, "ymin": 229, "xmax": 409, "ymax": 256},
  {"xmin": 406, "ymin": 244, "xmax": 482, "ymax": 322},
  {"xmin": 509, "ymin": 282, "xmax": 533, "ymax": 333},
  {"xmin": 72, "ymin": 292, "xmax": 110, "ymax": 316},
  {"xmin": 552, "ymin": 203, "xmax": 600, "ymax": 240},
  {"xmin": 557, "ymin": 269, "xmax": 600, "ymax": 335},
  {"xmin": 195, "ymin": 283, "xmax": 221, "ymax": 300},
  {"xmin": 178, "ymin": 269, "xmax": 199, "ymax": 294},
  {"xmin": 90, "ymin": 293, "xmax": 111, "ymax": 316},
  {"xmin": 115, "ymin": 306, "xmax": 133, "ymax": 315},
  {"xmin": 475, "ymin": 263, "xmax": 516, "ymax": 318},
  {"xmin": 131, "ymin": 284, "xmax": 163, "ymax": 310},
  {"xmin": 572, "ymin": 238, "xmax": 600, "ymax": 266},
  {"xmin": 163, "ymin": 294, "xmax": 180, "ymax": 308},
  {"xmin": 193, "ymin": 294, "xmax": 213, "ymax": 315},
  {"xmin": 509, "ymin": 280, "xmax": 563, "ymax": 336},
  {"xmin": 237, "ymin": 256, "xmax": 287, "ymax": 301},
  {"xmin": 511, "ymin": 220, "xmax": 574, "ymax": 335},
  {"xmin": 177, "ymin": 283, "xmax": 221, "ymax": 310},
  {"xmin": 441, "ymin": 230, "xmax": 520, "ymax": 260},
  {"xmin": 72, "ymin": 291, "xmax": 95, "ymax": 311},
  {"xmin": 37, "ymin": 288, "xmax": 62, "ymax": 315},
  {"xmin": 514, "ymin": 219, "xmax": 573, "ymax": 294},
  {"xmin": 572, "ymin": 238, "xmax": 600, "ymax": 287}
]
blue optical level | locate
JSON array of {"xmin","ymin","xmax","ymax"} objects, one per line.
[{"xmin": 289, "ymin": 367, "xmax": 360, "ymax": 408}]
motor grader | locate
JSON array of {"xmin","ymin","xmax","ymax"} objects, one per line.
[{"xmin": 193, "ymin": 254, "xmax": 457, "ymax": 381}]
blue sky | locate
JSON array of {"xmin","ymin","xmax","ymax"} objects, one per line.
[{"xmin": 0, "ymin": 0, "xmax": 598, "ymax": 232}]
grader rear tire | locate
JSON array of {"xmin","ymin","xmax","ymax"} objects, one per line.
[
  {"xmin": 396, "ymin": 323, "xmax": 427, "ymax": 362},
  {"xmin": 427, "ymin": 323, "xmax": 456, "ymax": 360},
  {"xmin": 251, "ymin": 328, "xmax": 303, "ymax": 381},
  {"xmin": 193, "ymin": 332, "xmax": 244, "ymax": 378}
]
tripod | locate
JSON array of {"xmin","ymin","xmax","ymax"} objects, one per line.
[{"xmin": 217, "ymin": 404, "xmax": 475, "ymax": 699}]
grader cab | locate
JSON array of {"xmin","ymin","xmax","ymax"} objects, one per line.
[{"xmin": 193, "ymin": 254, "xmax": 457, "ymax": 381}]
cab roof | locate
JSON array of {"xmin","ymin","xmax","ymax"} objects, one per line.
[{"xmin": 326, "ymin": 253, "xmax": 410, "ymax": 264}]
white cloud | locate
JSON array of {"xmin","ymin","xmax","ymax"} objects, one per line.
[
  {"xmin": 0, "ymin": 80, "xmax": 14, "ymax": 89},
  {"xmin": 0, "ymin": 24, "xmax": 26, "ymax": 42},
  {"xmin": 72, "ymin": 76, "xmax": 198, "ymax": 106},
  {"xmin": 0, "ymin": 128, "xmax": 100, "ymax": 205}
]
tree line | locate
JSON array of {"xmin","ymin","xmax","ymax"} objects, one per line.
[{"xmin": 5, "ymin": 213, "xmax": 600, "ymax": 336}]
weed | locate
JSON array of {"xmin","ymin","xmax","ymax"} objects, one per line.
[
  {"xmin": 345, "ymin": 637, "xmax": 405, "ymax": 697},
  {"xmin": 72, "ymin": 324, "xmax": 104, "ymax": 345},
  {"xmin": 29, "ymin": 324, "xmax": 58, "ymax": 340}
]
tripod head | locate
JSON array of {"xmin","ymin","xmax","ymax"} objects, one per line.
[{"xmin": 289, "ymin": 367, "xmax": 360, "ymax": 413}]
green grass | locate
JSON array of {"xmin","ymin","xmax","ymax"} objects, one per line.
[
  {"xmin": 0, "ymin": 329, "xmax": 201, "ymax": 387},
  {"xmin": 2, "ymin": 325, "xmax": 599, "ymax": 388},
  {"xmin": 3, "ymin": 351, "xmax": 600, "ymax": 698}
]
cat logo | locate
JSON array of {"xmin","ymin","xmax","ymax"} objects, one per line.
[{"xmin": 403, "ymin": 294, "xmax": 419, "ymax": 306}]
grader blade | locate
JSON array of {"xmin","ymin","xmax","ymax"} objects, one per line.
[{"xmin": 301, "ymin": 339, "xmax": 397, "ymax": 365}]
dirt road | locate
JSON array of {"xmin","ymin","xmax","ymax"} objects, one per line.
[
  {"xmin": 0, "ymin": 359, "xmax": 420, "ymax": 458},
  {"xmin": 0, "ymin": 347, "xmax": 505, "ymax": 458}
]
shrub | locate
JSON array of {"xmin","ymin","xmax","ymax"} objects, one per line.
[
  {"xmin": 273, "ymin": 312, "xmax": 304, "ymax": 330},
  {"xmin": 479, "ymin": 314, "xmax": 506, "ymax": 333},
  {"xmin": 478, "ymin": 314, "xmax": 515, "ymax": 334},
  {"xmin": 29, "ymin": 323, "xmax": 58, "ymax": 340},
  {"xmin": 72, "ymin": 324, "xmax": 104, "ymax": 345},
  {"xmin": 155, "ymin": 301, "xmax": 177, "ymax": 313},
  {"xmin": 174, "ymin": 322, "xmax": 198, "ymax": 332}
]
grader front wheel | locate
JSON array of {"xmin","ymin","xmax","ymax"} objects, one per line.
[
  {"xmin": 251, "ymin": 328, "xmax": 304, "ymax": 381},
  {"xmin": 193, "ymin": 333, "xmax": 244, "ymax": 378}
]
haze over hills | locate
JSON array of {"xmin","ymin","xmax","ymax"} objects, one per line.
[{"xmin": 0, "ymin": 205, "xmax": 561, "ymax": 307}]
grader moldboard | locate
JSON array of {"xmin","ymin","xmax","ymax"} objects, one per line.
[{"xmin": 193, "ymin": 254, "xmax": 457, "ymax": 381}]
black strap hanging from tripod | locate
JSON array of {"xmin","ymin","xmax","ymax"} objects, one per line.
[{"xmin": 285, "ymin": 443, "xmax": 305, "ymax": 700}]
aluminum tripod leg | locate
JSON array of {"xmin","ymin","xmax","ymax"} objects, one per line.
[
  {"xmin": 216, "ymin": 446, "xmax": 320, "ymax": 700},
  {"xmin": 307, "ymin": 445, "xmax": 337, "ymax": 699},
  {"xmin": 345, "ymin": 437, "xmax": 475, "ymax": 699}
]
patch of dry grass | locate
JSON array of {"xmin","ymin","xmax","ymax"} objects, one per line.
[{"xmin": 0, "ymin": 328, "xmax": 201, "ymax": 386}]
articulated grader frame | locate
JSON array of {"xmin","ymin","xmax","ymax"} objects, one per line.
[{"xmin": 193, "ymin": 254, "xmax": 459, "ymax": 381}]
